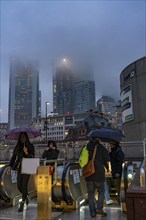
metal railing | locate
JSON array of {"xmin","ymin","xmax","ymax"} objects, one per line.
[
  {"xmin": 0, "ymin": 140, "xmax": 146, "ymax": 162},
  {"xmin": 143, "ymin": 138, "xmax": 146, "ymax": 158}
]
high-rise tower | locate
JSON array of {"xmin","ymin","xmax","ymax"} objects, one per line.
[
  {"xmin": 8, "ymin": 58, "xmax": 40, "ymax": 129},
  {"xmin": 53, "ymin": 64, "xmax": 73, "ymax": 115},
  {"xmin": 73, "ymin": 81, "xmax": 95, "ymax": 114},
  {"xmin": 97, "ymin": 96, "xmax": 116, "ymax": 116}
]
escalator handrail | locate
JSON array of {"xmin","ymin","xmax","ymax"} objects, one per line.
[{"xmin": 61, "ymin": 161, "xmax": 77, "ymax": 203}]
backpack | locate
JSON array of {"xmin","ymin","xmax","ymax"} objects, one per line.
[{"xmin": 79, "ymin": 145, "xmax": 89, "ymax": 168}]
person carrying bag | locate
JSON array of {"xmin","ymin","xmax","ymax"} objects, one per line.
[
  {"xmin": 82, "ymin": 146, "xmax": 97, "ymax": 177},
  {"xmin": 9, "ymin": 132, "xmax": 34, "ymax": 212},
  {"xmin": 84, "ymin": 137, "xmax": 110, "ymax": 218}
]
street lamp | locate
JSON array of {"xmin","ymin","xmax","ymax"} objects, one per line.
[{"xmin": 45, "ymin": 101, "xmax": 50, "ymax": 141}]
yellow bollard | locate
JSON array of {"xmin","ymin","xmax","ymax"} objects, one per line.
[{"xmin": 37, "ymin": 166, "xmax": 52, "ymax": 220}]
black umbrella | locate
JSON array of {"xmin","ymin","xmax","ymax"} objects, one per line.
[{"xmin": 87, "ymin": 128, "xmax": 125, "ymax": 142}]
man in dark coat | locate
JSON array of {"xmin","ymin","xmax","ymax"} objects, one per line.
[
  {"xmin": 85, "ymin": 137, "xmax": 110, "ymax": 217},
  {"xmin": 109, "ymin": 141, "xmax": 125, "ymax": 178},
  {"xmin": 109, "ymin": 141, "xmax": 125, "ymax": 202}
]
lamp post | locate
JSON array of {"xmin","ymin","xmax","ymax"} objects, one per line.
[{"xmin": 45, "ymin": 101, "xmax": 50, "ymax": 141}]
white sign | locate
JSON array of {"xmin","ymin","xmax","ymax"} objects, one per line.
[
  {"xmin": 121, "ymin": 84, "xmax": 134, "ymax": 123},
  {"xmin": 11, "ymin": 170, "xmax": 17, "ymax": 183},
  {"xmin": 72, "ymin": 169, "xmax": 80, "ymax": 184}
]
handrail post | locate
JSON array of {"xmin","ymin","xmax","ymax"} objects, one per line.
[
  {"xmin": 43, "ymin": 159, "xmax": 65, "ymax": 186},
  {"xmin": 140, "ymin": 159, "xmax": 146, "ymax": 188},
  {"xmin": 143, "ymin": 138, "xmax": 146, "ymax": 158}
]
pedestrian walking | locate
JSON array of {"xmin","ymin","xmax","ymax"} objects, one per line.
[
  {"xmin": 85, "ymin": 137, "xmax": 110, "ymax": 217},
  {"xmin": 9, "ymin": 132, "xmax": 35, "ymax": 212}
]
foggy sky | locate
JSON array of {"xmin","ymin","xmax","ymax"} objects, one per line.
[{"xmin": 0, "ymin": 0, "xmax": 145, "ymax": 122}]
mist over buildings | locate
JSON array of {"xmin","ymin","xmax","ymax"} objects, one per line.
[{"xmin": 0, "ymin": 0, "xmax": 145, "ymax": 122}]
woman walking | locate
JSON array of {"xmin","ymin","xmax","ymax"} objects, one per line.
[{"xmin": 9, "ymin": 132, "xmax": 34, "ymax": 212}]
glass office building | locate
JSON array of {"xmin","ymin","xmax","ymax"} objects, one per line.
[
  {"xmin": 8, "ymin": 59, "xmax": 40, "ymax": 129},
  {"xmin": 53, "ymin": 66, "xmax": 73, "ymax": 115},
  {"xmin": 73, "ymin": 81, "xmax": 95, "ymax": 114}
]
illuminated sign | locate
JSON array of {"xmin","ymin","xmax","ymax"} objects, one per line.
[{"xmin": 121, "ymin": 84, "xmax": 134, "ymax": 123}]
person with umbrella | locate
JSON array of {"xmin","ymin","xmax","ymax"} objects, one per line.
[
  {"xmin": 9, "ymin": 132, "xmax": 35, "ymax": 212},
  {"xmin": 87, "ymin": 128, "xmax": 125, "ymax": 208},
  {"xmin": 85, "ymin": 137, "xmax": 110, "ymax": 217}
]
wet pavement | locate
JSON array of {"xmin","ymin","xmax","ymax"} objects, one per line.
[{"xmin": 0, "ymin": 198, "xmax": 127, "ymax": 220}]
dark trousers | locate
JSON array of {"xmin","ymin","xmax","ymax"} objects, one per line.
[
  {"xmin": 113, "ymin": 178, "xmax": 121, "ymax": 202},
  {"xmin": 87, "ymin": 181, "xmax": 105, "ymax": 215},
  {"xmin": 17, "ymin": 173, "xmax": 30, "ymax": 201}
]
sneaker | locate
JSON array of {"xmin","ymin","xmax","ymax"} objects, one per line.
[
  {"xmin": 96, "ymin": 209, "xmax": 107, "ymax": 217},
  {"xmin": 18, "ymin": 202, "xmax": 24, "ymax": 212},
  {"xmin": 90, "ymin": 212, "xmax": 96, "ymax": 217},
  {"xmin": 106, "ymin": 199, "xmax": 114, "ymax": 205}
]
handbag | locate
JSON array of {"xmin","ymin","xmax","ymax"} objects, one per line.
[
  {"xmin": 21, "ymin": 158, "xmax": 40, "ymax": 174},
  {"xmin": 82, "ymin": 146, "xmax": 97, "ymax": 178}
]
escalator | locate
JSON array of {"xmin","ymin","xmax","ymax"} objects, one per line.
[
  {"xmin": 0, "ymin": 161, "xmax": 87, "ymax": 206},
  {"xmin": 0, "ymin": 160, "xmax": 141, "ymax": 209}
]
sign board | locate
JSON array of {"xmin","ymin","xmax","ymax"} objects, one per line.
[
  {"xmin": 72, "ymin": 169, "xmax": 80, "ymax": 184},
  {"xmin": 121, "ymin": 84, "xmax": 134, "ymax": 123},
  {"xmin": 11, "ymin": 170, "xmax": 18, "ymax": 183}
]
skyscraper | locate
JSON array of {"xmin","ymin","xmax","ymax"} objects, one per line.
[
  {"xmin": 53, "ymin": 65, "xmax": 73, "ymax": 115},
  {"xmin": 73, "ymin": 81, "xmax": 95, "ymax": 114},
  {"xmin": 97, "ymin": 96, "xmax": 116, "ymax": 116},
  {"xmin": 8, "ymin": 58, "xmax": 40, "ymax": 129}
]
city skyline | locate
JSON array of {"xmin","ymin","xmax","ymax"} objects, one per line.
[{"xmin": 0, "ymin": 0, "xmax": 145, "ymax": 122}]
